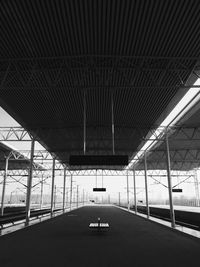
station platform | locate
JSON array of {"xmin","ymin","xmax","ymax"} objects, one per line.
[
  {"xmin": 0, "ymin": 205, "xmax": 200, "ymax": 267},
  {"xmin": 150, "ymin": 204, "xmax": 200, "ymax": 213}
]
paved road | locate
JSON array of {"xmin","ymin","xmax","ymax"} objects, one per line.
[{"xmin": 0, "ymin": 205, "xmax": 200, "ymax": 267}]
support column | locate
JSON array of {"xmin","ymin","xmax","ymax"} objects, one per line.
[
  {"xmin": 76, "ymin": 185, "xmax": 79, "ymax": 208},
  {"xmin": 54, "ymin": 185, "xmax": 56, "ymax": 209},
  {"xmin": 39, "ymin": 174, "xmax": 44, "ymax": 210},
  {"xmin": 111, "ymin": 91, "xmax": 115, "ymax": 155},
  {"xmin": 50, "ymin": 158, "xmax": 56, "ymax": 217},
  {"xmin": 25, "ymin": 139, "xmax": 35, "ymax": 226},
  {"xmin": 63, "ymin": 168, "xmax": 66, "ymax": 212},
  {"xmin": 1, "ymin": 156, "xmax": 9, "ymax": 216},
  {"xmin": 133, "ymin": 167, "xmax": 137, "ymax": 214},
  {"xmin": 166, "ymin": 133, "xmax": 176, "ymax": 228},
  {"xmin": 70, "ymin": 174, "xmax": 73, "ymax": 210},
  {"xmin": 194, "ymin": 170, "xmax": 200, "ymax": 206},
  {"xmin": 66, "ymin": 190, "xmax": 68, "ymax": 208},
  {"xmin": 144, "ymin": 152, "xmax": 150, "ymax": 219},
  {"xmin": 118, "ymin": 192, "xmax": 121, "ymax": 206},
  {"xmin": 127, "ymin": 170, "xmax": 130, "ymax": 211},
  {"xmin": 83, "ymin": 91, "xmax": 86, "ymax": 155}
]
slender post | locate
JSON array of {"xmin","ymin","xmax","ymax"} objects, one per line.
[
  {"xmin": 166, "ymin": 133, "xmax": 176, "ymax": 228},
  {"xmin": 118, "ymin": 192, "xmax": 121, "ymax": 206},
  {"xmin": 54, "ymin": 185, "xmax": 56, "ymax": 209},
  {"xmin": 70, "ymin": 174, "xmax": 73, "ymax": 210},
  {"xmin": 66, "ymin": 190, "xmax": 68, "ymax": 208},
  {"xmin": 82, "ymin": 189, "xmax": 85, "ymax": 205},
  {"xmin": 194, "ymin": 170, "xmax": 200, "ymax": 206},
  {"xmin": 127, "ymin": 170, "xmax": 130, "ymax": 211},
  {"xmin": 144, "ymin": 152, "xmax": 150, "ymax": 219},
  {"xmin": 111, "ymin": 91, "xmax": 115, "ymax": 155},
  {"xmin": 1, "ymin": 156, "xmax": 9, "ymax": 216},
  {"xmin": 96, "ymin": 169, "xmax": 98, "ymax": 187},
  {"xmin": 73, "ymin": 187, "xmax": 76, "ymax": 203},
  {"xmin": 39, "ymin": 175, "xmax": 44, "ymax": 210},
  {"xmin": 76, "ymin": 185, "xmax": 79, "ymax": 208},
  {"xmin": 83, "ymin": 91, "xmax": 86, "ymax": 155},
  {"xmin": 63, "ymin": 168, "xmax": 66, "ymax": 212},
  {"xmin": 50, "ymin": 158, "xmax": 56, "ymax": 217},
  {"xmin": 133, "ymin": 167, "xmax": 137, "ymax": 214},
  {"xmin": 25, "ymin": 139, "xmax": 35, "ymax": 226},
  {"xmin": 10, "ymin": 191, "xmax": 13, "ymax": 205}
]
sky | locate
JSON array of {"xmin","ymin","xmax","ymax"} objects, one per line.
[{"xmin": 0, "ymin": 107, "xmax": 46, "ymax": 151}]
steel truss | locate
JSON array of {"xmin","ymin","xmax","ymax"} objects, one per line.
[
  {"xmin": 0, "ymin": 168, "xmax": 194, "ymax": 178},
  {"xmin": 1, "ymin": 126, "xmax": 200, "ymax": 172},
  {"xmin": 1, "ymin": 56, "xmax": 199, "ymax": 90},
  {"xmin": 1, "ymin": 126, "xmax": 200, "ymax": 142}
]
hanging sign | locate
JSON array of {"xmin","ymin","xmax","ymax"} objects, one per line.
[
  {"xmin": 172, "ymin": 188, "xmax": 183, "ymax": 192},
  {"xmin": 93, "ymin": 188, "xmax": 106, "ymax": 192},
  {"xmin": 69, "ymin": 155, "xmax": 128, "ymax": 165}
]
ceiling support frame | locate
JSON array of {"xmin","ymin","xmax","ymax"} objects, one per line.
[{"xmin": 25, "ymin": 138, "xmax": 35, "ymax": 226}]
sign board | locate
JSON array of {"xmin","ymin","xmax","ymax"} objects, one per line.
[
  {"xmin": 69, "ymin": 155, "xmax": 128, "ymax": 165},
  {"xmin": 93, "ymin": 188, "xmax": 106, "ymax": 192},
  {"xmin": 172, "ymin": 188, "xmax": 183, "ymax": 192}
]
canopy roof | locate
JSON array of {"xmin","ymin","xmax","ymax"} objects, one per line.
[
  {"xmin": 0, "ymin": 0, "xmax": 200, "ymax": 170},
  {"xmin": 0, "ymin": 142, "xmax": 44, "ymax": 170}
]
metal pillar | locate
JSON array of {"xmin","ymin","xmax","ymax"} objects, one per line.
[
  {"xmin": 127, "ymin": 170, "xmax": 130, "ymax": 211},
  {"xmin": 194, "ymin": 170, "xmax": 200, "ymax": 206},
  {"xmin": 25, "ymin": 139, "xmax": 35, "ymax": 226},
  {"xmin": 83, "ymin": 91, "xmax": 86, "ymax": 155},
  {"xmin": 54, "ymin": 185, "xmax": 57, "ymax": 209},
  {"xmin": 118, "ymin": 192, "xmax": 121, "ymax": 206},
  {"xmin": 76, "ymin": 185, "xmax": 79, "ymax": 208},
  {"xmin": 111, "ymin": 91, "xmax": 115, "ymax": 155},
  {"xmin": 39, "ymin": 175, "xmax": 44, "ymax": 210},
  {"xmin": 9, "ymin": 191, "xmax": 13, "ymax": 205},
  {"xmin": 133, "ymin": 167, "xmax": 137, "ymax": 214},
  {"xmin": 166, "ymin": 134, "xmax": 176, "ymax": 228},
  {"xmin": 63, "ymin": 168, "xmax": 66, "ymax": 212},
  {"xmin": 1, "ymin": 156, "xmax": 9, "ymax": 216},
  {"xmin": 50, "ymin": 158, "xmax": 56, "ymax": 217},
  {"xmin": 66, "ymin": 190, "xmax": 68, "ymax": 208},
  {"xmin": 82, "ymin": 189, "xmax": 85, "ymax": 205},
  {"xmin": 70, "ymin": 174, "xmax": 73, "ymax": 210},
  {"xmin": 144, "ymin": 153, "xmax": 150, "ymax": 219}
]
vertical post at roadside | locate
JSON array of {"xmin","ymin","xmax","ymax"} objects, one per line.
[
  {"xmin": 166, "ymin": 132, "xmax": 176, "ymax": 228},
  {"xmin": 25, "ymin": 139, "xmax": 35, "ymax": 226},
  {"xmin": 1, "ymin": 156, "xmax": 9, "ymax": 216},
  {"xmin": 50, "ymin": 158, "xmax": 56, "ymax": 217},
  {"xmin": 144, "ymin": 152, "xmax": 150, "ymax": 219},
  {"xmin": 127, "ymin": 170, "xmax": 130, "ymax": 211},
  {"xmin": 70, "ymin": 174, "xmax": 73, "ymax": 210},
  {"xmin": 118, "ymin": 192, "xmax": 121, "ymax": 206},
  {"xmin": 63, "ymin": 168, "xmax": 66, "ymax": 212},
  {"xmin": 133, "ymin": 166, "xmax": 137, "ymax": 214}
]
